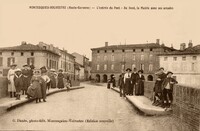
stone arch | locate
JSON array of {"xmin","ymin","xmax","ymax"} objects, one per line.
[
  {"xmin": 96, "ymin": 74, "xmax": 100, "ymax": 83},
  {"xmin": 103, "ymin": 74, "xmax": 108, "ymax": 83},
  {"xmin": 147, "ymin": 75, "xmax": 153, "ymax": 81}
]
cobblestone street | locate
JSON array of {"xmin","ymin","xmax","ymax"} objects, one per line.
[{"xmin": 0, "ymin": 83, "xmax": 178, "ymax": 131}]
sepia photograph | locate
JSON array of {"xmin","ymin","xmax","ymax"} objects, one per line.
[{"xmin": 0, "ymin": 0, "xmax": 200, "ymax": 130}]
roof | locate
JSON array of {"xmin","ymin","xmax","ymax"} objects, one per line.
[
  {"xmin": 0, "ymin": 43, "xmax": 60, "ymax": 56},
  {"xmin": 59, "ymin": 49, "xmax": 75, "ymax": 58},
  {"xmin": 159, "ymin": 45, "xmax": 200, "ymax": 56},
  {"xmin": 91, "ymin": 43, "xmax": 174, "ymax": 50}
]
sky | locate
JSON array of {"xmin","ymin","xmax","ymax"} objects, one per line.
[{"xmin": 0, "ymin": 0, "xmax": 199, "ymax": 60}]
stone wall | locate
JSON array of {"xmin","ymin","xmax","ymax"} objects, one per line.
[
  {"xmin": 0, "ymin": 77, "xmax": 8, "ymax": 98},
  {"xmin": 173, "ymin": 84, "xmax": 200, "ymax": 131},
  {"xmin": 144, "ymin": 81, "xmax": 200, "ymax": 131}
]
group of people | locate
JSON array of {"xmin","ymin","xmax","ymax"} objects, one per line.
[
  {"xmin": 153, "ymin": 67, "xmax": 178, "ymax": 108},
  {"xmin": 7, "ymin": 63, "xmax": 72, "ymax": 103},
  {"xmin": 118, "ymin": 68, "xmax": 145, "ymax": 98}
]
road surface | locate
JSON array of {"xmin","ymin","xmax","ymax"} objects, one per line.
[{"xmin": 0, "ymin": 83, "xmax": 178, "ymax": 131}]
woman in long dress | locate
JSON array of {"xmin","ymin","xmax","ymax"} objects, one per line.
[
  {"xmin": 135, "ymin": 70, "xmax": 145, "ymax": 96},
  {"xmin": 57, "ymin": 69, "xmax": 64, "ymax": 89},
  {"xmin": 7, "ymin": 64, "xmax": 17, "ymax": 98},
  {"xmin": 124, "ymin": 68, "xmax": 132, "ymax": 96},
  {"xmin": 27, "ymin": 69, "xmax": 43, "ymax": 103},
  {"xmin": 49, "ymin": 69, "xmax": 57, "ymax": 89}
]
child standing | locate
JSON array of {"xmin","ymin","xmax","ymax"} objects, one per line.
[
  {"xmin": 162, "ymin": 71, "xmax": 178, "ymax": 108},
  {"xmin": 14, "ymin": 68, "xmax": 23, "ymax": 100}
]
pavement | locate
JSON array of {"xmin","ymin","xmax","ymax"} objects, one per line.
[
  {"xmin": 0, "ymin": 86, "xmax": 84, "ymax": 116},
  {"xmin": 110, "ymin": 87, "xmax": 172, "ymax": 116},
  {"xmin": 0, "ymin": 82, "xmax": 177, "ymax": 131}
]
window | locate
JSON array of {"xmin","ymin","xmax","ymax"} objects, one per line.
[
  {"xmin": 7, "ymin": 57, "xmax": 15, "ymax": 67},
  {"xmin": 104, "ymin": 64, "xmax": 107, "ymax": 70},
  {"xmin": 173, "ymin": 57, "xmax": 177, "ymax": 61},
  {"xmin": 104, "ymin": 50, "xmax": 107, "ymax": 53},
  {"xmin": 97, "ymin": 65, "xmax": 100, "ymax": 70},
  {"xmin": 104, "ymin": 56, "xmax": 107, "ymax": 61},
  {"xmin": 164, "ymin": 57, "xmax": 168, "ymax": 61},
  {"xmin": 133, "ymin": 54, "xmax": 135, "ymax": 60},
  {"xmin": 141, "ymin": 55, "xmax": 144, "ymax": 61},
  {"xmin": 97, "ymin": 55, "xmax": 100, "ymax": 60},
  {"xmin": 21, "ymin": 52, "xmax": 24, "ymax": 56},
  {"xmin": 182, "ymin": 56, "xmax": 186, "ymax": 61},
  {"xmin": 31, "ymin": 52, "xmax": 34, "ymax": 56},
  {"xmin": 150, "ymin": 48, "xmax": 153, "ymax": 51},
  {"xmin": 192, "ymin": 56, "xmax": 197, "ymax": 60},
  {"xmin": 111, "ymin": 55, "xmax": 114, "ymax": 61},
  {"xmin": 0, "ymin": 57, "xmax": 3, "ymax": 66},
  {"xmin": 182, "ymin": 64, "xmax": 187, "ymax": 71},
  {"xmin": 133, "ymin": 49, "xmax": 135, "ymax": 52},
  {"xmin": 112, "ymin": 50, "xmax": 114, "ymax": 53},
  {"xmin": 141, "ymin": 49, "xmax": 144, "ymax": 52},
  {"xmin": 140, "ymin": 64, "xmax": 144, "ymax": 71},
  {"xmin": 121, "ymin": 64, "xmax": 125, "ymax": 71},
  {"xmin": 149, "ymin": 64, "xmax": 153, "ymax": 71},
  {"xmin": 47, "ymin": 59, "xmax": 49, "ymax": 67},
  {"xmin": 27, "ymin": 57, "xmax": 34, "ymax": 65},
  {"xmin": 191, "ymin": 63, "xmax": 196, "ymax": 71},
  {"xmin": 132, "ymin": 64, "xmax": 136, "ymax": 71},
  {"xmin": 111, "ymin": 64, "xmax": 114, "ymax": 70},
  {"xmin": 122, "ymin": 49, "xmax": 125, "ymax": 52},
  {"xmin": 122, "ymin": 55, "xmax": 125, "ymax": 61},
  {"xmin": 11, "ymin": 52, "xmax": 14, "ymax": 56},
  {"xmin": 149, "ymin": 54, "xmax": 153, "ymax": 61},
  {"xmin": 97, "ymin": 50, "xmax": 100, "ymax": 53}
]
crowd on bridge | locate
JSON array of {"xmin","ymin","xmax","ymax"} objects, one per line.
[
  {"xmin": 7, "ymin": 63, "xmax": 72, "ymax": 103},
  {"xmin": 108, "ymin": 67, "xmax": 178, "ymax": 109}
]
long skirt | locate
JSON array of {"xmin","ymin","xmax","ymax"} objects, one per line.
[
  {"xmin": 8, "ymin": 76, "xmax": 16, "ymax": 92},
  {"xmin": 57, "ymin": 78, "xmax": 64, "ymax": 89},
  {"xmin": 135, "ymin": 82, "xmax": 144, "ymax": 95},
  {"xmin": 124, "ymin": 78, "xmax": 131, "ymax": 95},
  {"xmin": 41, "ymin": 83, "xmax": 47, "ymax": 99},
  {"xmin": 22, "ymin": 77, "xmax": 31, "ymax": 91},
  {"xmin": 27, "ymin": 83, "xmax": 42, "ymax": 99},
  {"xmin": 50, "ymin": 77, "xmax": 56, "ymax": 88}
]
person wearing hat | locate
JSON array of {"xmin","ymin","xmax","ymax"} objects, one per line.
[
  {"xmin": 22, "ymin": 64, "xmax": 32, "ymax": 95},
  {"xmin": 7, "ymin": 63, "xmax": 17, "ymax": 98},
  {"xmin": 131, "ymin": 68, "xmax": 139, "ymax": 96},
  {"xmin": 161, "ymin": 71, "xmax": 178, "ymax": 108},
  {"xmin": 49, "ymin": 69, "xmax": 57, "ymax": 89},
  {"xmin": 152, "ymin": 67, "xmax": 167, "ymax": 106},
  {"xmin": 40, "ymin": 66, "xmax": 50, "ymax": 102},
  {"xmin": 57, "ymin": 69, "xmax": 64, "ymax": 89},
  {"xmin": 27, "ymin": 69, "xmax": 43, "ymax": 103},
  {"xmin": 123, "ymin": 68, "xmax": 132, "ymax": 96},
  {"xmin": 135, "ymin": 70, "xmax": 145, "ymax": 96},
  {"xmin": 14, "ymin": 68, "xmax": 23, "ymax": 100}
]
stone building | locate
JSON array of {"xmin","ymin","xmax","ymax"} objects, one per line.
[
  {"xmin": 0, "ymin": 41, "xmax": 60, "ymax": 76},
  {"xmin": 72, "ymin": 52, "xmax": 90, "ymax": 81},
  {"xmin": 59, "ymin": 49, "xmax": 75, "ymax": 80},
  {"xmin": 159, "ymin": 41, "xmax": 200, "ymax": 86},
  {"xmin": 91, "ymin": 39, "xmax": 176, "ymax": 82}
]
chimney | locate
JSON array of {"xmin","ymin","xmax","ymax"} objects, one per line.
[
  {"xmin": 180, "ymin": 43, "xmax": 186, "ymax": 50},
  {"xmin": 21, "ymin": 41, "xmax": 27, "ymax": 45},
  {"xmin": 156, "ymin": 39, "xmax": 160, "ymax": 44},
  {"xmin": 188, "ymin": 40, "xmax": 193, "ymax": 48},
  {"xmin": 105, "ymin": 42, "xmax": 108, "ymax": 47}
]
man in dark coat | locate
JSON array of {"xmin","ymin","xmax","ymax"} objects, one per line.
[
  {"xmin": 118, "ymin": 73, "xmax": 125, "ymax": 97},
  {"xmin": 152, "ymin": 67, "xmax": 167, "ymax": 106},
  {"xmin": 131, "ymin": 68, "xmax": 139, "ymax": 96},
  {"xmin": 14, "ymin": 69, "xmax": 23, "ymax": 100},
  {"xmin": 57, "ymin": 69, "xmax": 64, "ymax": 89},
  {"xmin": 22, "ymin": 64, "xmax": 32, "ymax": 95},
  {"xmin": 162, "ymin": 71, "xmax": 178, "ymax": 108}
]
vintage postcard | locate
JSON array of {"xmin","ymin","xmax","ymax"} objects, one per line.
[{"xmin": 0, "ymin": 0, "xmax": 199, "ymax": 131}]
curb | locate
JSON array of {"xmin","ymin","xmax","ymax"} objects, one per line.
[
  {"xmin": 110, "ymin": 87, "xmax": 171, "ymax": 116},
  {"xmin": 0, "ymin": 86, "xmax": 84, "ymax": 115}
]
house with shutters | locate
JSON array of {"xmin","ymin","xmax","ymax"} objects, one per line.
[{"xmin": 0, "ymin": 41, "xmax": 60, "ymax": 76}]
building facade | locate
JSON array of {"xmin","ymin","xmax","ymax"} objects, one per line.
[
  {"xmin": 59, "ymin": 49, "xmax": 75, "ymax": 80},
  {"xmin": 0, "ymin": 42, "xmax": 60, "ymax": 76},
  {"xmin": 159, "ymin": 41, "xmax": 200, "ymax": 87},
  {"xmin": 72, "ymin": 52, "xmax": 90, "ymax": 81},
  {"xmin": 91, "ymin": 40, "xmax": 176, "ymax": 82}
]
